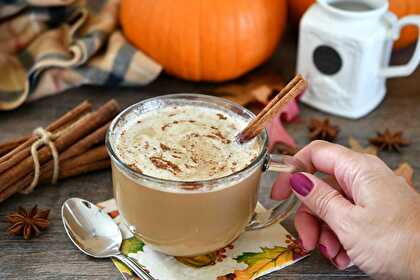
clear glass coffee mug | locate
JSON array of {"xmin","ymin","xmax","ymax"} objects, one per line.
[{"xmin": 106, "ymin": 94, "xmax": 304, "ymax": 257}]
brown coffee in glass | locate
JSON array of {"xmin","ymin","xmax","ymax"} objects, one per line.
[{"xmin": 106, "ymin": 94, "xmax": 300, "ymax": 257}]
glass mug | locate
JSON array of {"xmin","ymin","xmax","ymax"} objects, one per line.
[{"xmin": 106, "ymin": 94, "xmax": 302, "ymax": 257}]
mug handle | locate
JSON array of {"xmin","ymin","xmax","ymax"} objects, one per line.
[
  {"xmin": 246, "ymin": 154, "xmax": 305, "ymax": 231},
  {"xmin": 381, "ymin": 15, "xmax": 420, "ymax": 78}
]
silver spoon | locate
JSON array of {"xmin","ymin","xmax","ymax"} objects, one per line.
[{"xmin": 62, "ymin": 197, "xmax": 154, "ymax": 280}]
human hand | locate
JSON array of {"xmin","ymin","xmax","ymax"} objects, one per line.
[{"xmin": 272, "ymin": 140, "xmax": 420, "ymax": 279}]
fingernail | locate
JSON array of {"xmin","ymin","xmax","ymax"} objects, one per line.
[
  {"xmin": 319, "ymin": 244, "xmax": 328, "ymax": 257},
  {"xmin": 289, "ymin": 173, "xmax": 313, "ymax": 196},
  {"xmin": 331, "ymin": 257, "xmax": 344, "ymax": 270},
  {"xmin": 331, "ymin": 258, "xmax": 339, "ymax": 268},
  {"xmin": 331, "ymin": 255, "xmax": 346, "ymax": 270}
]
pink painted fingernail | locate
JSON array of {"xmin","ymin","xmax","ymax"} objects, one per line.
[
  {"xmin": 290, "ymin": 173, "xmax": 313, "ymax": 197},
  {"xmin": 319, "ymin": 244, "xmax": 328, "ymax": 257},
  {"xmin": 331, "ymin": 257, "xmax": 342, "ymax": 269},
  {"xmin": 332, "ymin": 254, "xmax": 350, "ymax": 270}
]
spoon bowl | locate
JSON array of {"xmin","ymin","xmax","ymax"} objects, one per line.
[
  {"xmin": 62, "ymin": 198, "xmax": 154, "ymax": 280},
  {"xmin": 62, "ymin": 198, "xmax": 121, "ymax": 258}
]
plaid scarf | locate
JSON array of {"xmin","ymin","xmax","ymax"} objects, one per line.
[{"xmin": 0, "ymin": 0, "xmax": 162, "ymax": 110}]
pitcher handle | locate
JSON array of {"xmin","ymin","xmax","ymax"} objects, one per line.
[
  {"xmin": 246, "ymin": 154, "xmax": 305, "ymax": 231},
  {"xmin": 381, "ymin": 15, "xmax": 420, "ymax": 78}
]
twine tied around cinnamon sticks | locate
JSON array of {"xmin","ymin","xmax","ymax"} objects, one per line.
[
  {"xmin": 20, "ymin": 127, "xmax": 60, "ymax": 194},
  {"xmin": 0, "ymin": 100, "xmax": 120, "ymax": 203}
]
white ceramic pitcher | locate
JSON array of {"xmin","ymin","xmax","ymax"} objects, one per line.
[{"xmin": 297, "ymin": 0, "xmax": 420, "ymax": 119}]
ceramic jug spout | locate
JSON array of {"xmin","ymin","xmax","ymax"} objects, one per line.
[{"xmin": 317, "ymin": 0, "xmax": 388, "ymax": 20}]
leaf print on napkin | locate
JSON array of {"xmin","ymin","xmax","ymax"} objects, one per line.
[
  {"xmin": 217, "ymin": 235, "xmax": 308, "ymax": 280},
  {"xmin": 121, "ymin": 237, "xmax": 145, "ymax": 255},
  {"xmin": 217, "ymin": 246, "xmax": 293, "ymax": 280},
  {"xmin": 112, "ymin": 237, "xmax": 146, "ymax": 280}
]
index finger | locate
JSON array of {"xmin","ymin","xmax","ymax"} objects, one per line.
[
  {"xmin": 294, "ymin": 140, "xmax": 361, "ymax": 175},
  {"xmin": 294, "ymin": 140, "xmax": 367, "ymax": 199}
]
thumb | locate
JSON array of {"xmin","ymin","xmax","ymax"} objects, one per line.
[{"xmin": 289, "ymin": 172, "xmax": 354, "ymax": 235}]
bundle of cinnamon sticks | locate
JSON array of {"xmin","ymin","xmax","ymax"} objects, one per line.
[{"xmin": 0, "ymin": 100, "xmax": 120, "ymax": 203}]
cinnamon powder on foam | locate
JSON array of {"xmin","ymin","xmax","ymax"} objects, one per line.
[{"xmin": 116, "ymin": 105, "xmax": 261, "ymax": 182}]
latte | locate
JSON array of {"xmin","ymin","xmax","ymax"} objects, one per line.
[{"xmin": 107, "ymin": 95, "xmax": 286, "ymax": 256}]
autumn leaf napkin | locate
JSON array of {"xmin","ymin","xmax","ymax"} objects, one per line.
[{"xmin": 97, "ymin": 199, "xmax": 309, "ymax": 280}]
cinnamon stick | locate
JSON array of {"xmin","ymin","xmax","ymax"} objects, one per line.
[
  {"xmin": 60, "ymin": 122, "xmax": 110, "ymax": 161},
  {"xmin": 0, "ymin": 136, "xmax": 28, "ymax": 156},
  {"xmin": 237, "ymin": 75, "xmax": 307, "ymax": 143},
  {"xmin": 0, "ymin": 151, "xmax": 110, "ymax": 204},
  {"xmin": 0, "ymin": 100, "xmax": 92, "ymax": 167},
  {"xmin": 0, "ymin": 160, "xmax": 110, "ymax": 203},
  {"xmin": 43, "ymin": 145, "xmax": 109, "ymax": 183},
  {"xmin": 3, "ymin": 146, "xmax": 109, "ymax": 200},
  {"xmin": 0, "ymin": 122, "xmax": 110, "ymax": 199},
  {"xmin": 61, "ymin": 159, "xmax": 110, "ymax": 178},
  {"xmin": 0, "ymin": 100, "xmax": 119, "ymax": 192},
  {"xmin": 0, "ymin": 113, "xmax": 92, "ymax": 174}
]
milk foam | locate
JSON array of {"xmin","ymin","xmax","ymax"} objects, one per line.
[{"xmin": 115, "ymin": 105, "xmax": 261, "ymax": 181}]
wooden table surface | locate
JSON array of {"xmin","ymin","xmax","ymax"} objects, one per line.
[{"xmin": 0, "ymin": 31, "xmax": 419, "ymax": 280}]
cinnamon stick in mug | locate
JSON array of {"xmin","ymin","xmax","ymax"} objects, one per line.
[{"xmin": 237, "ymin": 74, "xmax": 307, "ymax": 144}]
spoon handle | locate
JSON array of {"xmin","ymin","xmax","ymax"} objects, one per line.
[{"xmin": 113, "ymin": 254, "xmax": 155, "ymax": 280}]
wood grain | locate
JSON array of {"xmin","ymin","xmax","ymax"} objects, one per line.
[{"xmin": 0, "ymin": 30, "xmax": 418, "ymax": 279}]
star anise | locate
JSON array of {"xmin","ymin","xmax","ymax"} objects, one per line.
[
  {"xmin": 272, "ymin": 142, "xmax": 301, "ymax": 156},
  {"xmin": 6, "ymin": 205, "xmax": 50, "ymax": 240},
  {"xmin": 369, "ymin": 129, "xmax": 410, "ymax": 152},
  {"xmin": 308, "ymin": 118, "xmax": 339, "ymax": 142}
]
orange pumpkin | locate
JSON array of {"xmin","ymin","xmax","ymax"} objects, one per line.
[
  {"xmin": 120, "ymin": 0, "xmax": 287, "ymax": 81},
  {"xmin": 288, "ymin": 0, "xmax": 420, "ymax": 49}
]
